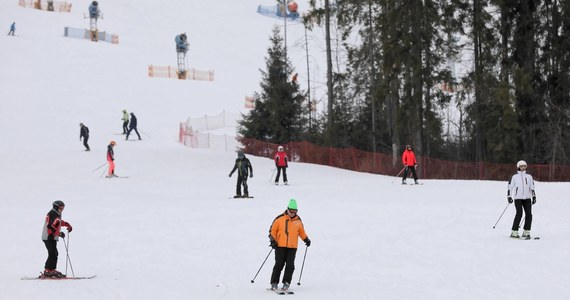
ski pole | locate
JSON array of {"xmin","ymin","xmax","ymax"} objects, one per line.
[
  {"xmin": 391, "ymin": 167, "xmax": 406, "ymax": 183},
  {"xmin": 91, "ymin": 162, "xmax": 107, "ymax": 172},
  {"xmin": 62, "ymin": 233, "xmax": 75, "ymax": 277},
  {"xmin": 250, "ymin": 248, "xmax": 273, "ymax": 283},
  {"xmin": 269, "ymin": 168, "xmax": 276, "ymax": 183},
  {"xmin": 100, "ymin": 166, "xmax": 108, "ymax": 178},
  {"xmin": 492, "ymin": 203, "xmax": 511, "ymax": 229},
  {"xmin": 296, "ymin": 246, "xmax": 308, "ymax": 286}
]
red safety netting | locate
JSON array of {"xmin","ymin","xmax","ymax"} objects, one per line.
[{"xmin": 240, "ymin": 138, "xmax": 570, "ymax": 182}]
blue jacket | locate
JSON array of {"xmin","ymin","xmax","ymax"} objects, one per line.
[
  {"xmin": 89, "ymin": 4, "xmax": 100, "ymax": 18},
  {"xmin": 10, "ymin": 23, "xmax": 15, "ymax": 31}
]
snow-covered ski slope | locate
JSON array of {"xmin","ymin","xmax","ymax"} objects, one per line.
[{"xmin": 1, "ymin": 1, "xmax": 570, "ymax": 299}]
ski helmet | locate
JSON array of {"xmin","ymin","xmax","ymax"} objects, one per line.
[
  {"xmin": 110, "ymin": 140, "xmax": 117, "ymax": 146},
  {"xmin": 517, "ymin": 160, "xmax": 527, "ymax": 168},
  {"xmin": 278, "ymin": 145, "xmax": 284, "ymax": 152},
  {"xmin": 287, "ymin": 198, "xmax": 298, "ymax": 210},
  {"xmin": 237, "ymin": 150, "xmax": 244, "ymax": 158},
  {"xmin": 53, "ymin": 200, "xmax": 65, "ymax": 210},
  {"xmin": 92, "ymin": 1, "xmax": 98, "ymax": 6}
]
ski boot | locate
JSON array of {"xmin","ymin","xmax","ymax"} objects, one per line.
[
  {"xmin": 522, "ymin": 230, "xmax": 531, "ymax": 240},
  {"xmin": 414, "ymin": 180, "xmax": 419, "ymax": 185},
  {"xmin": 270, "ymin": 283, "xmax": 279, "ymax": 291},
  {"xmin": 275, "ymin": 182, "xmax": 279, "ymax": 186},
  {"xmin": 42, "ymin": 269, "xmax": 65, "ymax": 278},
  {"xmin": 233, "ymin": 195, "xmax": 242, "ymax": 199},
  {"xmin": 510, "ymin": 230, "xmax": 520, "ymax": 238},
  {"xmin": 243, "ymin": 193, "xmax": 249, "ymax": 198},
  {"xmin": 282, "ymin": 282, "xmax": 290, "ymax": 291},
  {"xmin": 284, "ymin": 181, "xmax": 288, "ymax": 185},
  {"xmin": 401, "ymin": 179, "xmax": 406, "ymax": 185}
]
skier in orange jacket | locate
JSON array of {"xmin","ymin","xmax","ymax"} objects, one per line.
[{"xmin": 268, "ymin": 199, "xmax": 310, "ymax": 292}]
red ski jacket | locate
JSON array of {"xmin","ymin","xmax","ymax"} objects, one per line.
[
  {"xmin": 402, "ymin": 149, "xmax": 417, "ymax": 166},
  {"xmin": 274, "ymin": 151, "xmax": 288, "ymax": 167}
]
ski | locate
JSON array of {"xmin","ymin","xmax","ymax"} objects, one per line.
[
  {"xmin": 228, "ymin": 196, "xmax": 254, "ymax": 199},
  {"xmin": 21, "ymin": 275, "xmax": 96, "ymax": 280}
]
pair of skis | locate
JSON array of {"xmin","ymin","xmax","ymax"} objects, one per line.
[{"xmin": 21, "ymin": 275, "xmax": 96, "ymax": 280}]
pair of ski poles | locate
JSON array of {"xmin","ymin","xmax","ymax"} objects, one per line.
[
  {"xmin": 250, "ymin": 246, "xmax": 308, "ymax": 286},
  {"xmin": 62, "ymin": 231, "xmax": 75, "ymax": 277}
]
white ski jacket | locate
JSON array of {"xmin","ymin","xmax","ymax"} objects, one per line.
[{"xmin": 508, "ymin": 171, "xmax": 535, "ymax": 200}]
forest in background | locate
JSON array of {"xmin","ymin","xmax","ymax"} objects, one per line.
[{"xmin": 239, "ymin": 0, "xmax": 570, "ymax": 166}]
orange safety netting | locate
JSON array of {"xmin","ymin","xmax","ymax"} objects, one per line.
[
  {"xmin": 240, "ymin": 138, "xmax": 570, "ymax": 182},
  {"xmin": 148, "ymin": 65, "xmax": 214, "ymax": 81}
]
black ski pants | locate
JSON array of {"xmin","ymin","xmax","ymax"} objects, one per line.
[
  {"xmin": 122, "ymin": 121, "xmax": 129, "ymax": 134},
  {"xmin": 43, "ymin": 239, "xmax": 59, "ymax": 270},
  {"xmin": 512, "ymin": 199, "xmax": 532, "ymax": 231},
  {"xmin": 275, "ymin": 167, "xmax": 288, "ymax": 183},
  {"xmin": 402, "ymin": 166, "xmax": 418, "ymax": 181},
  {"xmin": 271, "ymin": 247, "xmax": 297, "ymax": 285},
  {"xmin": 82, "ymin": 136, "xmax": 90, "ymax": 151},
  {"xmin": 236, "ymin": 175, "xmax": 249, "ymax": 196},
  {"xmin": 126, "ymin": 127, "xmax": 141, "ymax": 140}
]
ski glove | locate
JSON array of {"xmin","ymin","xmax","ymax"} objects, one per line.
[
  {"xmin": 269, "ymin": 239, "xmax": 277, "ymax": 249},
  {"xmin": 304, "ymin": 238, "xmax": 311, "ymax": 247},
  {"xmin": 66, "ymin": 224, "xmax": 73, "ymax": 232},
  {"xmin": 507, "ymin": 197, "xmax": 513, "ymax": 204},
  {"xmin": 59, "ymin": 232, "xmax": 65, "ymax": 238},
  {"xmin": 532, "ymin": 196, "xmax": 536, "ymax": 205}
]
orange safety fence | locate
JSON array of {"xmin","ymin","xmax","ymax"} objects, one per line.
[
  {"xmin": 240, "ymin": 138, "xmax": 570, "ymax": 182},
  {"xmin": 148, "ymin": 65, "xmax": 214, "ymax": 81},
  {"xmin": 19, "ymin": 0, "xmax": 72, "ymax": 12}
]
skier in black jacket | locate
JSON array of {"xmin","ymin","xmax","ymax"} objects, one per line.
[
  {"xmin": 79, "ymin": 123, "xmax": 90, "ymax": 151},
  {"xmin": 228, "ymin": 150, "xmax": 253, "ymax": 198},
  {"xmin": 41, "ymin": 200, "xmax": 73, "ymax": 278},
  {"xmin": 126, "ymin": 112, "xmax": 141, "ymax": 140}
]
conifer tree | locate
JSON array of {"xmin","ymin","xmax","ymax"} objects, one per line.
[{"xmin": 238, "ymin": 26, "xmax": 306, "ymax": 146}]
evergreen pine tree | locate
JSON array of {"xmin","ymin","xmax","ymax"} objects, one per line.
[{"xmin": 238, "ymin": 26, "xmax": 306, "ymax": 146}]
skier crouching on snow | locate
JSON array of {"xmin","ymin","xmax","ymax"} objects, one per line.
[
  {"xmin": 274, "ymin": 145, "xmax": 288, "ymax": 185},
  {"xmin": 228, "ymin": 150, "xmax": 253, "ymax": 198},
  {"xmin": 41, "ymin": 200, "xmax": 73, "ymax": 278},
  {"xmin": 507, "ymin": 160, "xmax": 536, "ymax": 239},
  {"xmin": 268, "ymin": 199, "xmax": 310, "ymax": 292}
]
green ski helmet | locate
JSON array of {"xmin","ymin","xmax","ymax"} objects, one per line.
[{"xmin": 287, "ymin": 198, "xmax": 298, "ymax": 210}]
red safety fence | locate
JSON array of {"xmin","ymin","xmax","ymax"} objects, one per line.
[{"xmin": 240, "ymin": 138, "xmax": 570, "ymax": 182}]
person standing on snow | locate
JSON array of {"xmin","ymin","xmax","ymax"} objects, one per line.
[
  {"xmin": 79, "ymin": 123, "xmax": 90, "ymax": 151},
  {"xmin": 121, "ymin": 109, "xmax": 129, "ymax": 134},
  {"xmin": 41, "ymin": 200, "xmax": 73, "ymax": 278},
  {"xmin": 228, "ymin": 150, "xmax": 253, "ymax": 198},
  {"xmin": 106, "ymin": 140, "xmax": 117, "ymax": 178},
  {"xmin": 274, "ymin": 145, "xmax": 288, "ymax": 185},
  {"xmin": 507, "ymin": 160, "xmax": 536, "ymax": 239},
  {"xmin": 268, "ymin": 199, "xmax": 310, "ymax": 292},
  {"xmin": 8, "ymin": 22, "xmax": 15, "ymax": 36},
  {"xmin": 401, "ymin": 144, "xmax": 419, "ymax": 184},
  {"xmin": 126, "ymin": 112, "xmax": 141, "ymax": 140}
]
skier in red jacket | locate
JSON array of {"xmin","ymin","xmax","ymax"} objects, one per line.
[
  {"xmin": 401, "ymin": 144, "xmax": 419, "ymax": 184},
  {"xmin": 41, "ymin": 200, "xmax": 73, "ymax": 278},
  {"xmin": 274, "ymin": 145, "xmax": 288, "ymax": 185}
]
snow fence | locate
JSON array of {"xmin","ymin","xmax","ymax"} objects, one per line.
[
  {"xmin": 64, "ymin": 26, "xmax": 119, "ymax": 44},
  {"xmin": 179, "ymin": 111, "xmax": 240, "ymax": 152}
]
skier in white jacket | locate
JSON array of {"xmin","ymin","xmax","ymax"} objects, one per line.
[{"xmin": 507, "ymin": 160, "xmax": 536, "ymax": 239}]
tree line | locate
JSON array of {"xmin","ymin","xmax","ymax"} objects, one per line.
[{"xmin": 239, "ymin": 0, "xmax": 570, "ymax": 166}]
